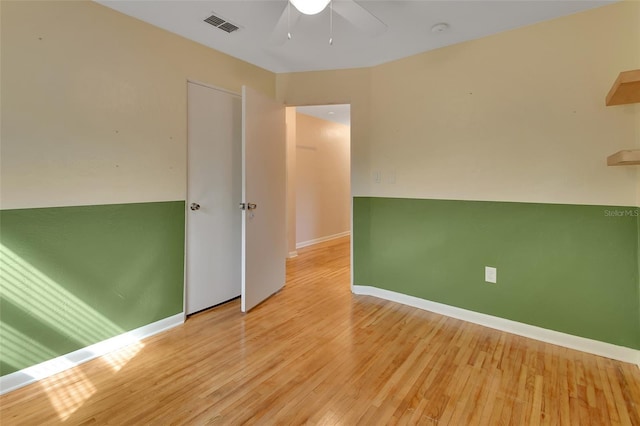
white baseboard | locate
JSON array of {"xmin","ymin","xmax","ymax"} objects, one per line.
[
  {"xmin": 352, "ymin": 286, "xmax": 640, "ymax": 366},
  {"xmin": 288, "ymin": 251, "xmax": 298, "ymax": 258},
  {"xmin": 296, "ymin": 231, "xmax": 351, "ymax": 249},
  {"xmin": 0, "ymin": 313, "xmax": 184, "ymax": 395}
]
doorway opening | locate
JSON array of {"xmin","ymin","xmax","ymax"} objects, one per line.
[{"xmin": 285, "ymin": 104, "xmax": 351, "ymax": 279}]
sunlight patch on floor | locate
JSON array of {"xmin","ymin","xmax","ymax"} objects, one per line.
[
  {"xmin": 39, "ymin": 367, "xmax": 97, "ymax": 421},
  {"xmin": 102, "ymin": 340, "xmax": 145, "ymax": 372}
]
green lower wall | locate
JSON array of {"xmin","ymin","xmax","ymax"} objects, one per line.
[
  {"xmin": 354, "ymin": 197, "xmax": 640, "ymax": 349},
  {"xmin": 0, "ymin": 201, "xmax": 185, "ymax": 376}
]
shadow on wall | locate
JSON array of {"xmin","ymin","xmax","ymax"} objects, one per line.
[
  {"xmin": 0, "ymin": 201, "xmax": 185, "ymax": 377},
  {"xmin": 0, "ymin": 243, "xmax": 147, "ymax": 420},
  {"xmin": 0, "ymin": 243, "xmax": 123, "ymax": 371}
]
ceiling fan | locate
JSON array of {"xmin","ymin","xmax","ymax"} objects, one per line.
[{"xmin": 270, "ymin": 0, "xmax": 387, "ymax": 45}]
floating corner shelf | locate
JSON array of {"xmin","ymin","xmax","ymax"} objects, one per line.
[
  {"xmin": 607, "ymin": 149, "xmax": 640, "ymax": 166},
  {"xmin": 605, "ymin": 69, "xmax": 640, "ymax": 106}
]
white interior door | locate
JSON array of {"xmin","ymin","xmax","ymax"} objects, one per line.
[
  {"xmin": 241, "ymin": 86, "xmax": 286, "ymax": 312},
  {"xmin": 186, "ymin": 82, "xmax": 242, "ymax": 315}
]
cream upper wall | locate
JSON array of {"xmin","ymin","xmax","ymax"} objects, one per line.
[
  {"xmin": 285, "ymin": 107, "xmax": 297, "ymax": 255},
  {"xmin": 0, "ymin": 0, "xmax": 275, "ymax": 209},
  {"xmin": 369, "ymin": 1, "xmax": 639, "ymax": 206},
  {"xmin": 2, "ymin": 1, "xmax": 638, "ymax": 209},
  {"xmin": 295, "ymin": 113, "xmax": 351, "ymax": 245},
  {"xmin": 278, "ymin": 2, "xmax": 640, "ymax": 206}
]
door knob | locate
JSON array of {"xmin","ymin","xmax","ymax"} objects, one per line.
[
  {"xmin": 239, "ymin": 203, "xmax": 257, "ymax": 210},
  {"xmin": 190, "ymin": 203, "xmax": 201, "ymax": 211}
]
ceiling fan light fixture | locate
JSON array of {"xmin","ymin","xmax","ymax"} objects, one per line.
[{"xmin": 290, "ymin": 0, "xmax": 331, "ymax": 15}]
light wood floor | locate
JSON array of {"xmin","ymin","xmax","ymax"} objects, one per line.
[{"xmin": 2, "ymin": 236, "xmax": 639, "ymax": 425}]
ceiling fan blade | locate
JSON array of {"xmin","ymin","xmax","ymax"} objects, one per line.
[
  {"xmin": 270, "ymin": 3, "xmax": 302, "ymax": 45},
  {"xmin": 332, "ymin": 0, "xmax": 387, "ymax": 37}
]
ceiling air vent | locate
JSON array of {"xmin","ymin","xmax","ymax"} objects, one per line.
[{"xmin": 204, "ymin": 13, "xmax": 240, "ymax": 34}]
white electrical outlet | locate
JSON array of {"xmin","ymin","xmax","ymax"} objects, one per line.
[
  {"xmin": 485, "ymin": 266, "xmax": 497, "ymax": 284},
  {"xmin": 373, "ymin": 171, "xmax": 382, "ymax": 184}
]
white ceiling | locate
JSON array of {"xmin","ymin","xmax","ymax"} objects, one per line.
[
  {"xmin": 297, "ymin": 104, "xmax": 351, "ymax": 126},
  {"xmin": 97, "ymin": 0, "xmax": 614, "ymax": 73}
]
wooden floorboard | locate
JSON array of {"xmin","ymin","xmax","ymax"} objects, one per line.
[{"xmin": 1, "ymin": 236, "xmax": 639, "ymax": 425}]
